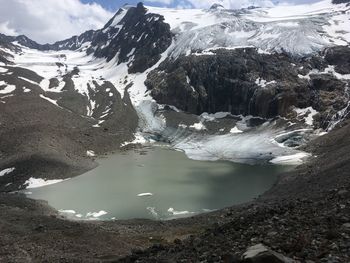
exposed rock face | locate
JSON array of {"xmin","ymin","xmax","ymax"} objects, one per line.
[
  {"xmin": 332, "ymin": 0, "xmax": 350, "ymax": 4},
  {"xmin": 146, "ymin": 47, "xmax": 350, "ymax": 128},
  {"xmin": 92, "ymin": 3, "xmax": 172, "ymax": 73},
  {"xmin": 324, "ymin": 46, "xmax": 350, "ymax": 74}
]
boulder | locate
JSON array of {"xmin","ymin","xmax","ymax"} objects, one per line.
[{"xmin": 241, "ymin": 244, "xmax": 297, "ymax": 263}]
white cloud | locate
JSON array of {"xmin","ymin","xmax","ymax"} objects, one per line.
[
  {"xmin": 0, "ymin": 0, "xmax": 112, "ymax": 44},
  {"xmin": 0, "ymin": 21, "xmax": 18, "ymax": 36}
]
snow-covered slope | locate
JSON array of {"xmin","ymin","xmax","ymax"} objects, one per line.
[{"xmin": 144, "ymin": 0, "xmax": 350, "ymax": 57}]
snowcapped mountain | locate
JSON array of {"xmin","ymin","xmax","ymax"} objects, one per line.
[{"xmin": 0, "ymin": 0, "xmax": 350, "ymax": 175}]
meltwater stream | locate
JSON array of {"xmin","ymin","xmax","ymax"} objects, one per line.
[{"xmin": 26, "ymin": 146, "xmax": 290, "ymax": 220}]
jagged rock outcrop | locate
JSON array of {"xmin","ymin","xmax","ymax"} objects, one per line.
[
  {"xmin": 91, "ymin": 3, "xmax": 172, "ymax": 73},
  {"xmin": 324, "ymin": 46, "xmax": 350, "ymax": 74},
  {"xmin": 146, "ymin": 47, "xmax": 350, "ymax": 128}
]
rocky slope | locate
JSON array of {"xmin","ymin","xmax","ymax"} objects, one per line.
[{"xmin": 0, "ymin": 0, "xmax": 350, "ymax": 262}]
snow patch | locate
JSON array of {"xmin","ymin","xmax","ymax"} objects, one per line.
[
  {"xmin": 0, "ymin": 81, "xmax": 16, "ymax": 94},
  {"xmin": 230, "ymin": 126, "xmax": 243, "ymax": 134},
  {"xmin": 24, "ymin": 177, "xmax": 67, "ymax": 189},
  {"xmin": 0, "ymin": 167, "xmax": 15, "ymax": 177},
  {"xmin": 121, "ymin": 133, "xmax": 148, "ymax": 147},
  {"xmin": 255, "ymin": 78, "xmax": 276, "ymax": 88},
  {"xmin": 295, "ymin": 107, "xmax": 318, "ymax": 126},
  {"xmin": 39, "ymin": 94, "xmax": 62, "ymax": 108},
  {"xmin": 189, "ymin": 122, "xmax": 206, "ymax": 131},
  {"xmin": 86, "ymin": 150, "xmax": 96, "ymax": 157}
]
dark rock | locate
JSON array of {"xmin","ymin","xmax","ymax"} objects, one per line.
[
  {"xmin": 92, "ymin": 3, "xmax": 173, "ymax": 73},
  {"xmin": 332, "ymin": 0, "xmax": 350, "ymax": 4},
  {"xmin": 324, "ymin": 46, "xmax": 350, "ymax": 74}
]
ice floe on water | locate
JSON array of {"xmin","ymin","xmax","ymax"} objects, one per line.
[
  {"xmin": 58, "ymin": 209, "xmax": 108, "ymax": 220},
  {"xmin": 167, "ymin": 207, "xmax": 195, "ymax": 216},
  {"xmin": 59, "ymin": 209, "xmax": 76, "ymax": 214},
  {"xmin": 24, "ymin": 177, "xmax": 67, "ymax": 189},
  {"xmin": 121, "ymin": 132, "xmax": 150, "ymax": 147},
  {"xmin": 137, "ymin": 193, "xmax": 153, "ymax": 197}
]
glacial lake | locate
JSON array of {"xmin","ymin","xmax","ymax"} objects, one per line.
[{"xmin": 26, "ymin": 146, "xmax": 289, "ymax": 220}]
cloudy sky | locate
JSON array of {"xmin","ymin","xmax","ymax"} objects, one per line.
[{"xmin": 0, "ymin": 0, "xmax": 321, "ymax": 44}]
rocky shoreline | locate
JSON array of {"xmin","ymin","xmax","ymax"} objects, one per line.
[{"xmin": 0, "ymin": 119, "xmax": 349, "ymax": 262}]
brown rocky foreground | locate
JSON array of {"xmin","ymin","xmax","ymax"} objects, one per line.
[{"xmin": 0, "ymin": 116, "xmax": 349, "ymax": 262}]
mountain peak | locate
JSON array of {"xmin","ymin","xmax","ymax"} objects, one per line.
[{"xmin": 210, "ymin": 3, "xmax": 225, "ymax": 10}]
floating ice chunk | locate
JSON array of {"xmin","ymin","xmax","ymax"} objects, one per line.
[
  {"xmin": 230, "ymin": 126, "xmax": 243, "ymax": 134},
  {"xmin": 189, "ymin": 122, "xmax": 206, "ymax": 131},
  {"xmin": 24, "ymin": 177, "xmax": 67, "ymax": 189},
  {"xmin": 86, "ymin": 210, "xmax": 107, "ymax": 218},
  {"xmin": 59, "ymin": 210, "xmax": 76, "ymax": 214},
  {"xmin": 121, "ymin": 133, "xmax": 148, "ymax": 147},
  {"xmin": 137, "ymin": 193, "xmax": 153, "ymax": 197},
  {"xmin": 23, "ymin": 87, "xmax": 31, "ymax": 93},
  {"xmin": 0, "ymin": 167, "xmax": 15, "ymax": 177},
  {"xmin": 201, "ymin": 112, "xmax": 231, "ymax": 121},
  {"xmin": 270, "ymin": 152, "xmax": 310, "ymax": 165},
  {"xmin": 168, "ymin": 207, "xmax": 194, "ymax": 216}
]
